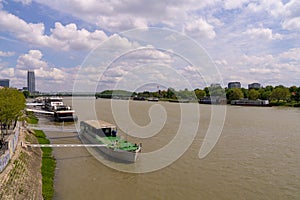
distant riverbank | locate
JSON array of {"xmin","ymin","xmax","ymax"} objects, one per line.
[{"xmin": 269, "ymin": 101, "xmax": 300, "ymax": 107}]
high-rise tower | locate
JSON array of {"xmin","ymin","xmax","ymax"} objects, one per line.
[
  {"xmin": 0, "ymin": 79, "xmax": 9, "ymax": 87},
  {"xmin": 27, "ymin": 70, "xmax": 35, "ymax": 93}
]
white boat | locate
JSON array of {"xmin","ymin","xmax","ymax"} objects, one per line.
[
  {"xmin": 231, "ymin": 99, "xmax": 271, "ymax": 107},
  {"xmin": 44, "ymin": 97, "xmax": 77, "ymax": 121},
  {"xmin": 79, "ymin": 120, "xmax": 141, "ymax": 163}
]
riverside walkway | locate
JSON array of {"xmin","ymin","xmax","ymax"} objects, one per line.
[
  {"xmin": 27, "ymin": 124, "xmax": 77, "ymax": 133},
  {"xmin": 25, "ymin": 108, "xmax": 54, "ymax": 115}
]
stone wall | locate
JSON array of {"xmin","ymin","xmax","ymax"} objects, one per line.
[
  {"xmin": 0, "ymin": 126, "xmax": 43, "ymax": 199},
  {"xmin": 0, "ymin": 122, "xmax": 20, "ymax": 173}
]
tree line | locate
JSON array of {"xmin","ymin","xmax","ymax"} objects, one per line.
[
  {"xmin": 223, "ymin": 85, "xmax": 300, "ymax": 105},
  {"xmin": 0, "ymin": 88, "xmax": 25, "ymax": 140},
  {"xmin": 97, "ymin": 85, "xmax": 300, "ymax": 106}
]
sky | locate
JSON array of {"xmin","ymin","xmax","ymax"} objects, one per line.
[{"xmin": 0, "ymin": 0, "xmax": 299, "ymax": 92}]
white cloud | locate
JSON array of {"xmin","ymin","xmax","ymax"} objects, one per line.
[
  {"xmin": 279, "ymin": 48, "xmax": 300, "ymax": 61},
  {"xmin": 215, "ymin": 59, "xmax": 228, "ymax": 66},
  {"xmin": 13, "ymin": 0, "xmax": 32, "ymax": 5},
  {"xmin": 0, "ymin": 67, "xmax": 14, "ymax": 78},
  {"xmin": 241, "ymin": 54, "xmax": 275, "ymax": 67},
  {"xmin": 246, "ymin": 0, "xmax": 285, "ymax": 17},
  {"xmin": 122, "ymin": 47, "xmax": 173, "ymax": 63},
  {"xmin": 184, "ymin": 18, "xmax": 216, "ymax": 39},
  {"xmin": 50, "ymin": 22, "xmax": 108, "ymax": 50},
  {"xmin": 243, "ymin": 27, "xmax": 282, "ymax": 40},
  {"xmin": 34, "ymin": 0, "xmax": 156, "ymax": 31},
  {"xmin": 0, "ymin": 11, "xmax": 47, "ymax": 42},
  {"xmin": 100, "ymin": 48, "xmax": 175, "ymax": 86},
  {"xmin": 183, "ymin": 65, "xmax": 199, "ymax": 73},
  {"xmin": 248, "ymin": 67, "xmax": 280, "ymax": 74},
  {"xmin": 224, "ymin": 0, "xmax": 249, "ymax": 10},
  {"xmin": 0, "ymin": 51, "xmax": 15, "ymax": 57},
  {"xmin": 16, "ymin": 49, "xmax": 71, "ymax": 80},
  {"xmin": 224, "ymin": 51, "xmax": 300, "ymax": 86},
  {"xmin": 280, "ymin": 0, "xmax": 300, "ymax": 31},
  {"xmin": 246, "ymin": 0, "xmax": 300, "ymax": 31},
  {"xmin": 282, "ymin": 17, "xmax": 300, "ymax": 31},
  {"xmin": 75, "ymin": 45, "xmax": 203, "ymax": 91},
  {"xmin": 284, "ymin": 0, "xmax": 300, "ymax": 17},
  {"xmin": 35, "ymin": 67, "xmax": 66, "ymax": 80},
  {"xmin": 16, "ymin": 50, "xmax": 48, "ymax": 70},
  {"xmin": 33, "ymin": 0, "xmax": 223, "ymax": 33},
  {"xmin": 0, "ymin": 11, "xmax": 108, "ymax": 51}
]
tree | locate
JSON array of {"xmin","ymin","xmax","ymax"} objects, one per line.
[
  {"xmin": 177, "ymin": 88, "xmax": 195, "ymax": 99},
  {"xmin": 204, "ymin": 87, "xmax": 210, "ymax": 97},
  {"xmin": 241, "ymin": 88, "xmax": 248, "ymax": 99},
  {"xmin": 289, "ymin": 86, "xmax": 298, "ymax": 93},
  {"xmin": 226, "ymin": 88, "xmax": 244, "ymax": 101},
  {"xmin": 265, "ymin": 85, "xmax": 273, "ymax": 92},
  {"xmin": 142, "ymin": 91, "xmax": 150, "ymax": 98},
  {"xmin": 166, "ymin": 88, "xmax": 176, "ymax": 99},
  {"xmin": 296, "ymin": 87, "xmax": 300, "ymax": 103},
  {"xmin": 248, "ymin": 89, "xmax": 260, "ymax": 100},
  {"xmin": 260, "ymin": 90, "xmax": 272, "ymax": 100},
  {"xmin": 160, "ymin": 90, "xmax": 167, "ymax": 98},
  {"xmin": 194, "ymin": 89, "xmax": 206, "ymax": 100},
  {"xmin": 0, "ymin": 88, "xmax": 25, "ymax": 139},
  {"xmin": 290, "ymin": 86, "xmax": 300, "ymax": 102},
  {"xmin": 270, "ymin": 87, "xmax": 290, "ymax": 102},
  {"xmin": 209, "ymin": 85, "xmax": 225, "ymax": 97},
  {"xmin": 23, "ymin": 90, "xmax": 30, "ymax": 98}
]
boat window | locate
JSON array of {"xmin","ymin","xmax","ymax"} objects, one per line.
[{"xmin": 101, "ymin": 128, "xmax": 111, "ymax": 137}]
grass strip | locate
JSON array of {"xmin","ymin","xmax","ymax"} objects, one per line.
[
  {"xmin": 34, "ymin": 130, "xmax": 56, "ymax": 200},
  {"xmin": 26, "ymin": 111, "xmax": 39, "ymax": 124}
]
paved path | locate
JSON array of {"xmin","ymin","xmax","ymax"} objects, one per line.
[{"xmin": 27, "ymin": 124, "xmax": 77, "ymax": 132}]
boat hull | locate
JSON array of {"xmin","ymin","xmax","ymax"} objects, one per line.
[
  {"xmin": 231, "ymin": 99, "xmax": 271, "ymax": 107},
  {"xmin": 80, "ymin": 129, "xmax": 140, "ymax": 163},
  {"xmin": 54, "ymin": 115, "xmax": 77, "ymax": 122},
  {"xmin": 231, "ymin": 103, "xmax": 272, "ymax": 107}
]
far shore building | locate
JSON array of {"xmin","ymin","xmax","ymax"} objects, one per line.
[
  {"xmin": 248, "ymin": 83, "xmax": 261, "ymax": 89},
  {"xmin": 0, "ymin": 79, "xmax": 9, "ymax": 87},
  {"xmin": 228, "ymin": 82, "xmax": 241, "ymax": 89},
  {"xmin": 27, "ymin": 70, "xmax": 35, "ymax": 93},
  {"xmin": 210, "ymin": 83, "xmax": 222, "ymax": 88}
]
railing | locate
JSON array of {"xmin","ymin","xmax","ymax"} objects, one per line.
[
  {"xmin": 28, "ymin": 144, "xmax": 106, "ymax": 148},
  {"xmin": 0, "ymin": 122, "xmax": 20, "ymax": 173},
  {"xmin": 0, "ymin": 141, "xmax": 8, "ymax": 156}
]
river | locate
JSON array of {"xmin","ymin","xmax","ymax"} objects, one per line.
[{"xmin": 40, "ymin": 98, "xmax": 300, "ymax": 200}]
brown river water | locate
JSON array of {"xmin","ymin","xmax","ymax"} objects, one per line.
[{"xmin": 40, "ymin": 98, "xmax": 300, "ymax": 200}]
